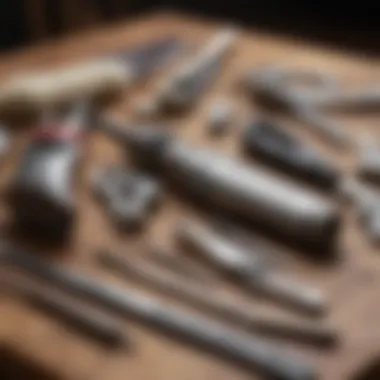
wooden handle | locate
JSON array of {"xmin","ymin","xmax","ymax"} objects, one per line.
[{"xmin": 0, "ymin": 59, "xmax": 131, "ymax": 118}]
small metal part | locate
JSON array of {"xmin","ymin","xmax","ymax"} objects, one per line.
[
  {"xmin": 208, "ymin": 99, "xmax": 234, "ymax": 136},
  {"xmin": 339, "ymin": 178, "xmax": 380, "ymax": 243},
  {"xmin": 1, "ymin": 245, "xmax": 317, "ymax": 380},
  {"xmin": 243, "ymin": 119, "xmax": 340, "ymax": 190},
  {"xmin": 358, "ymin": 134, "xmax": 380, "ymax": 182},
  {"xmin": 177, "ymin": 220, "xmax": 326, "ymax": 316},
  {"xmin": 97, "ymin": 249, "xmax": 338, "ymax": 347},
  {"xmin": 91, "ymin": 166, "xmax": 161, "ymax": 229}
]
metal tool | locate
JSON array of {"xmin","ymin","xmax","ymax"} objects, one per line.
[
  {"xmin": 8, "ymin": 102, "xmax": 93, "ymax": 241},
  {"xmin": 177, "ymin": 220, "xmax": 325, "ymax": 316},
  {"xmin": 97, "ymin": 249, "xmax": 337, "ymax": 347},
  {"xmin": 101, "ymin": 120, "xmax": 340, "ymax": 251},
  {"xmin": 340, "ymin": 178, "xmax": 380, "ymax": 243},
  {"xmin": 144, "ymin": 245, "xmax": 215, "ymax": 284},
  {"xmin": 358, "ymin": 135, "xmax": 380, "ymax": 182},
  {"xmin": 0, "ymin": 37, "xmax": 182, "ymax": 119},
  {"xmin": 243, "ymin": 66, "xmax": 357, "ymax": 149},
  {"xmin": 243, "ymin": 119, "xmax": 340, "ymax": 190},
  {"xmin": 1, "ymin": 245, "xmax": 317, "ymax": 380},
  {"xmin": 1, "ymin": 278, "xmax": 127, "ymax": 348},
  {"xmin": 207, "ymin": 99, "xmax": 234, "ymax": 136},
  {"xmin": 142, "ymin": 28, "xmax": 238, "ymax": 114},
  {"xmin": 91, "ymin": 166, "xmax": 161, "ymax": 230}
]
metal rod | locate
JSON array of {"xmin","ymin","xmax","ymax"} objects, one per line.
[
  {"xmin": 28, "ymin": 289, "xmax": 127, "ymax": 348},
  {"xmin": 0, "ymin": 276, "xmax": 128, "ymax": 348},
  {"xmin": 143, "ymin": 245, "xmax": 215, "ymax": 284}
]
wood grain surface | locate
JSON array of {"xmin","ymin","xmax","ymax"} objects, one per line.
[{"xmin": 0, "ymin": 10, "xmax": 380, "ymax": 380}]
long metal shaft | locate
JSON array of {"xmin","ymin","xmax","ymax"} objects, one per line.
[
  {"xmin": 97, "ymin": 249, "xmax": 337, "ymax": 347},
  {"xmin": 1, "ymin": 246, "xmax": 316, "ymax": 380},
  {"xmin": 177, "ymin": 220, "xmax": 325, "ymax": 316},
  {"xmin": 155, "ymin": 27, "xmax": 238, "ymax": 110},
  {"xmin": 25, "ymin": 287, "xmax": 127, "ymax": 348}
]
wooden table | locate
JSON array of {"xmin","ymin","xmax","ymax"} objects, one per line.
[{"xmin": 0, "ymin": 11, "xmax": 380, "ymax": 380}]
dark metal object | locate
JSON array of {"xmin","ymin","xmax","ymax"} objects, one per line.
[
  {"xmin": 1, "ymin": 245, "xmax": 317, "ymax": 380},
  {"xmin": 9, "ymin": 102, "xmax": 92, "ymax": 241},
  {"xmin": 91, "ymin": 166, "xmax": 161, "ymax": 230},
  {"xmin": 177, "ymin": 220, "xmax": 325, "ymax": 317},
  {"xmin": 97, "ymin": 249, "xmax": 337, "ymax": 347},
  {"xmin": 243, "ymin": 120, "xmax": 340, "ymax": 190},
  {"xmin": 101, "ymin": 121, "xmax": 340, "ymax": 251}
]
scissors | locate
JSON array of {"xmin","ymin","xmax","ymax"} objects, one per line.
[{"xmin": 244, "ymin": 66, "xmax": 380, "ymax": 150}]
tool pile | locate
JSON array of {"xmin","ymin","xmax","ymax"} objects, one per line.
[{"xmin": 0, "ymin": 25, "xmax": 378, "ymax": 380}]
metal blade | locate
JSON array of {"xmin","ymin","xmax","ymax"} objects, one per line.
[{"xmin": 119, "ymin": 36, "xmax": 185, "ymax": 81}]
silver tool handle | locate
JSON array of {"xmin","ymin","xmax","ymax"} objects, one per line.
[
  {"xmin": 251, "ymin": 272, "xmax": 325, "ymax": 316},
  {"xmin": 245, "ymin": 66, "xmax": 353, "ymax": 149},
  {"xmin": 162, "ymin": 141, "xmax": 339, "ymax": 250},
  {"xmin": 178, "ymin": 220, "xmax": 325, "ymax": 316},
  {"xmin": 295, "ymin": 106, "xmax": 353, "ymax": 150},
  {"xmin": 178, "ymin": 220, "xmax": 254, "ymax": 273},
  {"xmin": 2, "ymin": 247, "xmax": 316, "ymax": 380}
]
